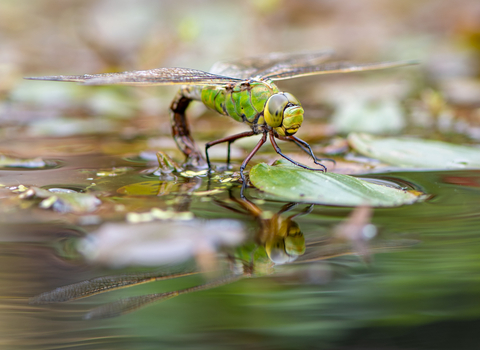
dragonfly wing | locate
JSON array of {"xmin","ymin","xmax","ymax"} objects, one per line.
[
  {"xmin": 293, "ymin": 238, "xmax": 420, "ymax": 264},
  {"xmin": 84, "ymin": 292, "xmax": 179, "ymax": 319},
  {"xmin": 210, "ymin": 49, "xmax": 334, "ymax": 80},
  {"xmin": 265, "ymin": 60, "xmax": 419, "ymax": 81},
  {"xmin": 84, "ymin": 274, "xmax": 240, "ymax": 319},
  {"xmin": 29, "ymin": 270, "xmax": 197, "ymax": 304},
  {"xmin": 25, "ymin": 67, "xmax": 242, "ymax": 86}
]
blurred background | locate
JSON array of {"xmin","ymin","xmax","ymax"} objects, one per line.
[{"xmin": 1, "ymin": 0, "xmax": 479, "ymax": 149}]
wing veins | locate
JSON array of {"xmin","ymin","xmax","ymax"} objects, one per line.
[
  {"xmin": 210, "ymin": 50, "xmax": 334, "ymax": 79},
  {"xmin": 29, "ymin": 270, "xmax": 198, "ymax": 304},
  {"xmin": 25, "ymin": 67, "xmax": 242, "ymax": 86},
  {"xmin": 84, "ymin": 274, "xmax": 240, "ymax": 319},
  {"xmin": 266, "ymin": 60, "xmax": 419, "ymax": 80}
]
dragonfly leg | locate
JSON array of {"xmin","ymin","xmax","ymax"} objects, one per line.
[
  {"xmin": 289, "ymin": 135, "xmax": 336, "ymax": 165},
  {"xmin": 270, "ymin": 133, "xmax": 326, "ymax": 172},
  {"xmin": 227, "ymin": 141, "xmax": 231, "ymax": 167},
  {"xmin": 287, "ymin": 203, "xmax": 314, "ymax": 220},
  {"xmin": 240, "ymin": 132, "xmax": 267, "ymax": 196},
  {"xmin": 205, "ymin": 131, "xmax": 255, "ymax": 170},
  {"xmin": 170, "ymin": 91, "xmax": 206, "ymax": 167},
  {"xmin": 278, "ymin": 135, "xmax": 335, "ymax": 170}
]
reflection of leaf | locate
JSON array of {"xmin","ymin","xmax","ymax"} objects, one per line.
[
  {"xmin": 249, "ymin": 163, "xmax": 420, "ymax": 207},
  {"xmin": 79, "ymin": 220, "xmax": 245, "ymax": 268},
  {"xmin": 348, "ymin": 133, "xmax": 480, "ymax": 168},
  {"xmin": 20, "ymin": 187, "xmax": 101, "ymax": 213}
]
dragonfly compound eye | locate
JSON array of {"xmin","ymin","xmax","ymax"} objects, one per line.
[
  {"xmin": 265, "ymin": 93, "xmax": 304, "ymax": 136},
  {"xmin": 265, "ymin": 237, "xmax": 290, "ymax": 264},
  {"xmin": 283, "ymin": 92, "xmax": 301, "ymax": 106},
  {"xmin": 265, "ymin": 94, "xmax": 289, "ymax": 128}
]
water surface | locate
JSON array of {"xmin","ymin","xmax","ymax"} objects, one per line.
[{"xmin": 1, "ymin": 136, "xmax": 480, "ymax": 350}]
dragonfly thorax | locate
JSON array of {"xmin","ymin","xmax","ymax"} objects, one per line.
[
  {"xmin": 200, "ymin": 81, "xmax": 304, "ymax": 135},
  {"xmin": 264, "ymin": 92, "xmax": 304, "ymax": 136}
]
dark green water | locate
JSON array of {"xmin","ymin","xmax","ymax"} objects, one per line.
[{"xmin": 1, "ymin": 139, "xmax": 480, "ymax": 350}]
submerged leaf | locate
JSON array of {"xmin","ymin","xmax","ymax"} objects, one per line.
[
  {"xmin": 249, "ymin": 163, "xmax": 420, "ymax": 207},
  {"xmin": 348, "ymin": 133, "xmax": 480, "ymax": 169}
]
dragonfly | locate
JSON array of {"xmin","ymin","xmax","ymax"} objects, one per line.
[{"xmin": 26, "ymin": 50, "xmax": 416, "ymax": 183}]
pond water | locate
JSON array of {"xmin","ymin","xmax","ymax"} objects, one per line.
[{"xmin": 1, "ymin": 135, "xmax": 480, "ymax": 350}]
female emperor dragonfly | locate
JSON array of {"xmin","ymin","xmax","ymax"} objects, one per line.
[{"xmin": 26, "ymin": 50, "xmax": 415, "ymax": 182}]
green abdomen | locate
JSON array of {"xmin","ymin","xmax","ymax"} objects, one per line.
[{"xmin": 201, "ymin": 81, "xmax": 278, "ymax": 125}]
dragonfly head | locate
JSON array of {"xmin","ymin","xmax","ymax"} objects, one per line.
[
  {"xmin": 265, "ymin": 220, "xmax": 306, "ymax": 264},
  {"xmin": 264, "ymin": 93, "xmax": 304, "ymax": 136}
]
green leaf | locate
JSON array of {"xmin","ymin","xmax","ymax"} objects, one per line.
[
  {"xmin": 348, "ymin": 133, "xmax": 480, "ymax": 168},
  {"xmin": 249, "ymin": 162, "xmax": 420, "ymax": 207}
]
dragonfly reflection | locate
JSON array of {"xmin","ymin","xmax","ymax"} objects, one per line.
[
  {"xmin": 211, "ymin": 189, "xmax": 312, "ymax": 265},
  {"xmin": 30, "ymin": 193, "xmax": 416, "ymax": 319}
]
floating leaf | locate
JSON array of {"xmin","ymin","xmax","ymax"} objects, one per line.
[
  {"xmin": 117, "ymin": 180, "xmax": 171, "ymax": 196},
  {"xmin": 19, "ymin": 187, "xmax": 101, "ymax": 213},
  {"xmin": 249, "ymin": 162, "xmax": 420, "ymax": 207},
  {"xmin": 348, "ymin": 133, "xmax": 480, "ymax": 169},
  {"xmin": 96, "ymin": 167, "xmax": 131, "ymax": 177},
  {"xmin": 0, "ymin": 154, "xmax": 48, "ymax": 168},
  {"xmin": 117, "ymin": 179, "xmax": 201, "ymax": 196}
]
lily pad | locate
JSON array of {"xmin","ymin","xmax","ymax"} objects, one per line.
[
  {"xmin": 348, "ymin": 133, "xmax": 480, "ymax": 169},
  {"xmin": 249, "ymin": 162, "xmax": 420, "ymax": 207}
]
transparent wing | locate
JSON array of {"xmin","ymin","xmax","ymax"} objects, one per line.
[
  {"xmin": 84, "ymin": 292, "xmax": 179, "ymax": 319},
  {"xmin": 84, "ymin": 275, "xmax": 240, "ymax": 319},
  {"xmin": 265, "ymin": 60, "xmax": 419, "ymax": 81},
  {"xmin": 25, "ymin": 67, "xmax": 243, "ymax": 86},
  {"xmin": 293, "ymin": 238, "xmax": 420, "ymax": 264},
  {"xmin": 210, "ymin": 50, "xmax": 334, "ymax": 80},
  {"xmin": 29, "ymin": 270, "xmax": 198, "ymax": 304}
]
